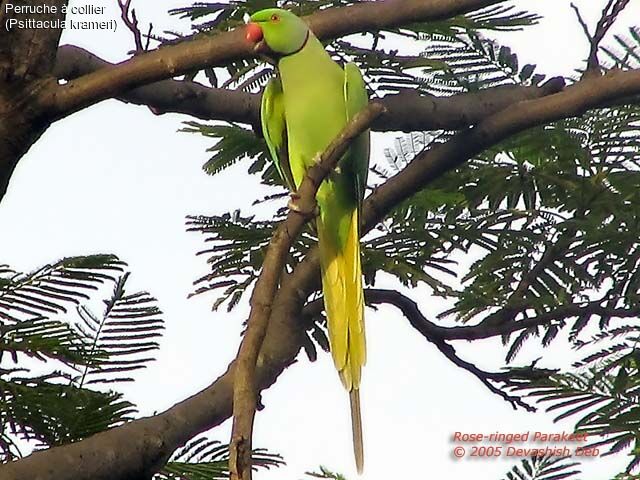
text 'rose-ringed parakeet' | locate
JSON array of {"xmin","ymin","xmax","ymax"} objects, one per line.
[{"xmin": 246, "ymin": 8, "xmax": 369, "ymax": 473}]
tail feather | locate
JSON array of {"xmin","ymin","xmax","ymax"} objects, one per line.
[
  {"xmin": 317, "ymin": 208, "xmax": 366, "ymax": 389},
  {"xmin": 350, "ymin": 388, "xmax": 364, "ymax": 474},
  {"xmin": 317, "ymin": 207, "xmax": 366, "ymax": 472}
]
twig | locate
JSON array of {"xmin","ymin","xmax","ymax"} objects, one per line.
[
  {"xmin": 117, "ymin": 0, "xmax": 152, "ymax": 54},
  {"xmin": 431, "ymin": 339, "xmax": 535, "ymax": 411},
  {"xmin": 358, "ymin": 288, "xmax": 640, "ymax": 407},
  {"xmin": 571, "ymin": 0, "xmax": 631, "ymax": 72},
  {"xmin": 570, "ymin": 2, "xmax": 593, "ymax": 45},
  {"xmin": 228, "ymin": 102, "xmax": 385, "ymax": 480}
]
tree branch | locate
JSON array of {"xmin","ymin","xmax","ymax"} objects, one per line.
[
  {"xmin": 228, "ymin": 103, "xmax": 385, "ymax": 480},
  {"xmin": 304, "ymin": 289, "xmax": 537, "ymax": 410},
  {"xmin": 359, "ymin": 68, "xmax": 640, "ymax": 235},
  {"xmin": 53, "ymin": 44, "xmax": 565, "ymax": 131},
  {"xmin": 54, "ymin": 45, "xmax": 261, "ymax": 124},
  {"xmin": 571, "ymin": 0, "xmax": 631, "ymax": 72},
  {"xmin": 361, "ymin": 288, "xmax": 640, "ymax": 342},
  {"xmin": 40, "ymin": 0, "xmax": 503, "ymax": 119},
  {"xmin": 0, "ymin": 0, "xmax": 504, "ymax": 205},
  {"xmin": 300, "ymin": 285, "xmax": 640, "ymax": 410},
  {"xmin": 0, "ymin": 0, "xmax": 67, "ymax": 212}
]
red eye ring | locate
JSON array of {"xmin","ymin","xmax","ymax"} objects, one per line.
[{"xmin": 271, "ymin": 14, "xmax": 279, "ymax": 21}]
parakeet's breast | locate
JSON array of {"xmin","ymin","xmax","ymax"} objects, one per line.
[{"xmin": 278, "ymin": 35, "xmax": 347, "ymax": 190}]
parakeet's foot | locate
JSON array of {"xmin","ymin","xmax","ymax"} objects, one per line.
[{"xmin": 287, "ymin": 192, "xmax": 318, "ymax": 217}]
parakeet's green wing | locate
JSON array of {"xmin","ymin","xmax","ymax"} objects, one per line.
[
  {"xmin": 261, "ymin": 76, "xmax": 295, "ymax": 190},
  {"xmin": 344, "ymin": 63, "xmax": 370, "ymax": 206}
]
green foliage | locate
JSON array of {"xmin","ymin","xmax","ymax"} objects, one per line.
[
  {"xmin": 180, "ymin": 122, "xmax": 281, "ymax": 185},
  {"xmin": 373, "ymin": 102, "xmax": 640, "ymax": 370},
  {"xmin": 335, "ymin": 30, "xmax": 545, "ymax": 98},
  {"xmin": 416, "ymin": 31, "xmax": 546, "ymax": 94},
  {"xmin": 456, "ymin": 4, "xmax": 541, "ymax": 32},
  {"xmin": 0, "ymin": 255, "xmax": 162, "ymax": 460},
  {"xmin": 600, "ymin": 26, "xmax": 640, "ymax": 70},
  {"xmin": 155, "ymin": 436, "xmax": 284, "ymax": 480},
  {"xmin": 0, "ymin": 373, "xmax": 135, "ymax": 449},
  {"xmin": 186, "ymin": 211, "xmax": 316, "ymax": 311},
  {"xmin": 186, "ymin": 212, "xmax": 277, "ymax": 311},
  {"xmin": 508, "ymin": 324, "xmax": 640, "ymax": 474},
  {"xmin": 1, "ymin": 257, "xmax": 285, "ymax": 476},
  {"xmin": 305, "ymin": 466, "xmax": 348, "ymax": 480},
  {"xmin": 74, "ymin": 272, "xmax": 164, "ymax": 386},
  {"xmin": 500, "ymin": 455, "xmax": 581, "ymax": 480}
]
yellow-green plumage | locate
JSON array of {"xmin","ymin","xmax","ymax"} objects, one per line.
[{"xmin": 252, "ymin": 8, "xmax": 369, "ymax": 473}]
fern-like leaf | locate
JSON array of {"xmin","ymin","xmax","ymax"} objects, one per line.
[{"xmin": 155, "ymin": 436, "xmax": 284, "ymax": 480}]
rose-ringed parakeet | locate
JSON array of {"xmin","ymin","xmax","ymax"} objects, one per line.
[{"xmin": 246, "ymin": 8, "xmax": 369, "ymax": 473}]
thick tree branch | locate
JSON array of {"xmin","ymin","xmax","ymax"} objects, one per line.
[
  {"xmin": 0, "ymin": 0, "xmax": 67, "ymax": 209},
  {"xmin": 53, "ymin": 44, "xmax": 565, "ymax": 132},
  {"xmin": 40, "ymin": 0, "xmax": 503, "ymax": 119},
  {"xmin": 54, "ymin": 45, "xmax": 261, "ymax": 124},
  {"xmin": 360, "ymin": 69, "xmax": 640, "ymax": 233},
  {"xmin": 228, "ymin": 103, "xmax": 384, "ymax": 480}
]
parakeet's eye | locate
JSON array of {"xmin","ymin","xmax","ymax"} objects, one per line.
[{"xmin": 271, "ymin": 14, "xmax": 279, "ymax": 21}]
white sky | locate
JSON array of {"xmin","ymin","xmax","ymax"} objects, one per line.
[{"xmin": 1, "ymin": 1, "xmax": 639, "ymax": 479}]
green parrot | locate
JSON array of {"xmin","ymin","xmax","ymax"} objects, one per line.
[{"xmin": 246, "ymin": 8, "xmax": 369, "ymax": 473}]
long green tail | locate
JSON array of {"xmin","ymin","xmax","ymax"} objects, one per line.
[{"xmin": 317, "ymin": 207, "xmax": 366, "ymax": 473}]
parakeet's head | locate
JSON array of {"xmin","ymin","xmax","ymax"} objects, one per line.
[{"xmin": 246, "ymin": 8, "xmax": 309, "ymax": 56}]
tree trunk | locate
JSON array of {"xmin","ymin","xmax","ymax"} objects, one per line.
[{"xmin": 0, "ymin": 0, "xmax": 67, "ymax": 198}]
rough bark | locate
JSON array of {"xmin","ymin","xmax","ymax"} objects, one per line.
[
  {"xmin": 0, "ymin": 0, "xmax": 67, "ymax": 198},
  {"xmin": 53, "ymin": 44, "xmax": 566, "ymax": 132}
]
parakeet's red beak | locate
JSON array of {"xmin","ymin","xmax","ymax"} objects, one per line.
[{"xmin": 245, "ymin": 23, "xmax": 263, "ymax": 43}]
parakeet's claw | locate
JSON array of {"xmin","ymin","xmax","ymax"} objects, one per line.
[{"xmin": 288, "ymin": 192, "xmax": 318, "ymax": 218}]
